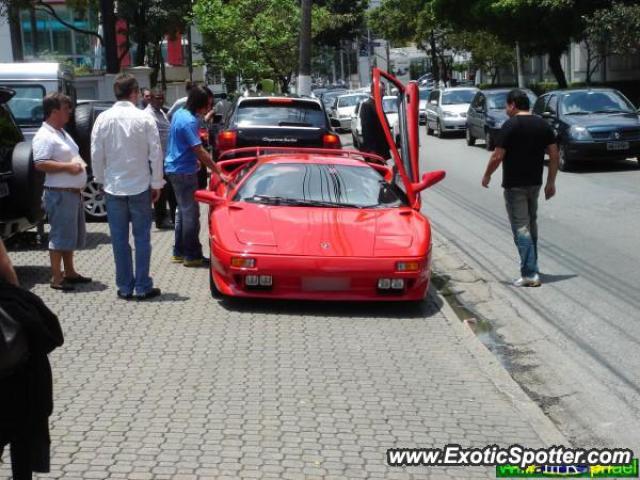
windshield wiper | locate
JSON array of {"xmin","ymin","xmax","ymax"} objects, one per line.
[
  {"xmin": 248, "ymin": 195, "xmax": 366, "ymax": 208},
  {"xmin": 564, "ymin": 111, "xmax": 591, "ymax": 115},
  {"xmin": 590, "ymin": 110, "xmax": 633, "ymax": 114}
]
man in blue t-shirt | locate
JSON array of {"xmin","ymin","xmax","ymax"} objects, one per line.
[{"xmin": 165, "ymin": 85, "xmax": 220, "ymax": 267}]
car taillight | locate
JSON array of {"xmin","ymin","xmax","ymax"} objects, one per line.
[
  {"xmin": 323, "ymin": 133, "xmax": 341, "ymax": 149},
  {"xmin": 217, "ymin": 130, "xmax": 237, "ymax": 152}
]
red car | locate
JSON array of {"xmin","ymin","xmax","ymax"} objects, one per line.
[{"xmin": 196, "ymin": 69, "xmax": 445, "ymax": 301}]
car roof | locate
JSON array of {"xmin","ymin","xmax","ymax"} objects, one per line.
[
  {"xmin": 0, "ymin": 62, "xmax": 71, "ymax": 81},
  {"xmin": 544, "ymin": 87, "xmax": 619, "ymax": 95},
  {"xmin": 440, "ymin": 87, "xmax": 479, "ymax": 92}
]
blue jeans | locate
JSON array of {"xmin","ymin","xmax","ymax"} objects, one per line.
[
  {"xmin": 504, "ymin": 186, "xmax": 540, "ymax": 278},
  {"xmin": 168, "ymin": 173, "xmax": 203, "ymax": 261},
  {"xmin": 105, "ymin": 189, "xmax": 154, "ymax": 296}
]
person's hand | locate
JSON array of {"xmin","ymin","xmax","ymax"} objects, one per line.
[
  {"xmin": 67, "ymin": 163, "xmax": 84, "ymax": 175},
  {"xmin": 482, "ymin": 174, "xmax": 491, "ymax": 188},
  {"xmin": 544, "ymin": 182, "xmax": 556, "ymax": 200},
  {"xmin": 151, "ymin": 188, "xmax": 162, "ymax": 203}
]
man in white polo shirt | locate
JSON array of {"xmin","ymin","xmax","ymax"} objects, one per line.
[{"xmin": 33, "ymin": 92, "xmax": 92, "ymax": 291}]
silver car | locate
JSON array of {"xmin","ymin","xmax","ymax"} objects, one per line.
[{"xmin": 425, "ymin": 87, "xmax": 479, "ymax": 138}]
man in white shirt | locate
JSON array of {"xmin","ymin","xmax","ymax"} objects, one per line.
[
  {"xmin": 91, "ymin": 74, "xmax": 164, "ymax": 300},
  {"xmin": 33, "ymin": 92, "xmax": 92, "ymax": 291}
]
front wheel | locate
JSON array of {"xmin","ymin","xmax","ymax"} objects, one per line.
[
  {"xmin": 485, "ymin": 131, "xmax": 495, "ymax": 151},
  {"xmin": 436, "ymin": 120, "xmax": 445, "ymax": 139},
  {"xmin": 426, "ymin": 120, "xmax": 434, "ymax": 136},
  {"xmin": 558, "ymin": 144, "xmax": 572, "ymax": 172},
  {"xmin": 466, "ymin": 127, "xmax": 475, "ymax": 146}
]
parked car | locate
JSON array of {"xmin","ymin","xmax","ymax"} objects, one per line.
[
  {"xmin": 0, "ymin": 62, "xmax": 76, "ymax": 142},
  {"xmin": 215, "ymin": 95, "xmax": 341, "ymax": 157},
  {"xmin": 466, "ymin": 88, "xmax": 537, "ymax": 150},
  {"xmin": 328, "ymin": 93, "xmax": 369, "ymax": 132},
  {"xmin": 195, "ymin": 68, "xmax": 445, "ymax": 301},
  {"xmin": 351, "ymin": 96, "xmax": 399, "ymax": 149},
  {"xmin": 0, "ymin": 87, "xmax": 44, "ymax": 240},
  {"xmin": 425, "ymin": 87, "xmax": 479, "ymax": 138},
  {"xmin": 418, "ymin": 87, "xmax": 430, "ymax": 124},
  {"xmin": 532, "ymin": 88, "xmax": 640, "ymax": 171}
]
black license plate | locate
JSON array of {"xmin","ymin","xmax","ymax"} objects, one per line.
[{"xmin": 606, "ymin": 141, "xmax": 629, "ymax": 151}]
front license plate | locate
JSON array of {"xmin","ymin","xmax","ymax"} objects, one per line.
[
  {"xmin": 0, "ymin": 181, "xmax": 8, "ymax": 199},
  {"xmin": 606, "ymin": 141, "xmax": 629, "ymax": 151},
  {"xmin": 302, "ymin": 277, "xmax": 350, "ymax": 292}
]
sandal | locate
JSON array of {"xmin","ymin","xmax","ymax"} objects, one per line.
[
  {"xmin": 50, "ymin": 280, "xmax": 75, "ymax": 291},
  {"xmin": 64, "ymin": 274, "xmax": 92, "ymax": 284}
]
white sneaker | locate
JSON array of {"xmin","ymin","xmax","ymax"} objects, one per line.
[{"xmin": 513, "ymin": 274, "xmax": 541, "ymax": 287}]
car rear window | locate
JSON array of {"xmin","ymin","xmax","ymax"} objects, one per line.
[
  {"xmin": 337, "ymin": 95, "xmax": 367, "ymax": 108},
  {"xmin": 5, "ymin": 84, "xmax": 46, "ymax": 127},
  {"xmin": 442, "ymin": 90, "xmax": 476, "ymax": 105},
  {"xmin": 236, "ymin": 99, "xmax": 326, "ymax": 128}
]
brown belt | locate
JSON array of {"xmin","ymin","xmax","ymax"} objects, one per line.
[{"xmin": 44, "ymin": 186, "xmax": 83, "ymax": 194}]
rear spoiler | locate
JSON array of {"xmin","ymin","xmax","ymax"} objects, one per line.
[{"xmin": 217, "ymin": 146, "xmax": 386, "ymax": 165}]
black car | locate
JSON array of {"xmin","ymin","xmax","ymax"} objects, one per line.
[
  {"xmin": 532, "ymin": 88, "xmax": 640, "ymax": 171},
  {"xmin": 466, "ymin": 88, "xmax": 537, "ymax": 151},
  {"xmin": 0, "ymin": 87, "xmax": 44, "ymax": 240},
  {"xmin": 215, "ymin": 96, "xmax": 341, "ymax": 157}
]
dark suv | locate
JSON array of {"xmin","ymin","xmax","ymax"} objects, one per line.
[
  {"xmin": 215, "ymin": 96, "xmax": 341, "ymax": 156},
  {"xmin": 532, "ymin": 88, "xmax": 640, "ymax": 171},
  {"xmin": 0, "ymin": 87, "xmax": 44, "ymax": 239}
]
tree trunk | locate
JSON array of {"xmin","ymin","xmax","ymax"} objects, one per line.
[
  {"xmin": 548, "ymin": 48, "xmax": 568, "ymax": 88},
  {"xmin": 134, "ymin": 3, "xmax": 146, "ymax": 66},
  {"xmin": 429, "ymin": 31, "xmax": 439, "ymax": 82}
]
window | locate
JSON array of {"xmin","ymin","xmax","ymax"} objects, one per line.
[
  {"xmin": 487, "ymin": 91, "xmax": 537, "ymax": 110},
  {"xmin": 532, "ymin": 95, "xmax": 548, "ymax": 115},
  {"xmin": 5, "ymin": 85, "xmax": 46, "ymax": 127},
  {"xmin": 559, "ymin": 90, "xmax": 635, "ymax": 115},
  {"xmin": 428, "ymin": 91, "xmax": 439, "ymax": 103},
  {"xmin": 234, "ymin": 163, "xmax": 405, "ymax": 208},
  {"xmin": 382, "ymin": 97, "xmax": 398, "ymax": 114},
  {"xmin": 236, "ymin": 100, "xmax": 327, "ymax": 128},
  {"xmin": 547, "ymin": 95, "xmax": 558, "ymax": 115},
  {"xmin": 441, "ymin": 90, "xmax": 476, "ymax": 105},
  {"xmin": 337, "ymin": 95, "xmax": 368, "ymax": 108}
]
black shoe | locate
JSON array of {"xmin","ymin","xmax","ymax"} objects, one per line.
[
  {"xmin": 64, "ymin": 274, "xmax": 93, "ymax": 284},
  {"xmin": 156, "ymin": 219, "xmax": 175, "ymax": 230},
  {"xmin": 136, "ymin": 287, "xmax": 161, "ymax": 300},
  {"xmin": 117, "ymin": 290, "xmax": 134, "ymax": 300}
]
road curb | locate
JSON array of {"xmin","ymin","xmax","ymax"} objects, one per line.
[{"xmin": 429, "ymin": 286, "xmax": 569, "ymax": 447}]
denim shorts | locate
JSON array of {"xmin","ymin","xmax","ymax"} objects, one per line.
[{"xmin": 44, "ymin": 189, "xmax": 86, "ymax": 251}]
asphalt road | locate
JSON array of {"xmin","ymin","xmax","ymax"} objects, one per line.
[{"xmin": 342, "ymin": 129, "xmax": 640, "ymax": 450}]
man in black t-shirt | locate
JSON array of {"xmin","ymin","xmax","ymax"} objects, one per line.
[{"xmin": 481, "ymin": 89, "xmax": 559, "ymax": 287}]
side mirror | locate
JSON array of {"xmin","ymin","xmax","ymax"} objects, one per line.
[
  {"xmin": 411, "ymin": 170, "xmax": 446, "ymax": 193},
  {"xmin": 430, "ymin": 100, "xmax": 438, "ymax": 105},
  {"xmin": 330, "ymin": 118, "xmax": 341, "ymax": 128},
  {"xmin": 541, "ymin": 111, "xmax": 554, "ymax": 119},
  {"xmin": 194, "ymin": 189, "xmax": 225, "ymax": 207}
]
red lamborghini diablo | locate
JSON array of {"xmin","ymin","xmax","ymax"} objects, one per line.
[{"xmin": 195, "ymin": 68, "xmax": 445, "ymax": 301}]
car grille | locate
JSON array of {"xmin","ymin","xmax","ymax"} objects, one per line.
[{"xmin": 589, "ymin": 129, "xmax": 640, "ymax": 140}]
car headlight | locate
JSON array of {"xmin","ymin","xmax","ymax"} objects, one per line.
[
  {"xmin": 569, "ymin": 125, "xmax": 591, "ymax": 141},
  {"xmin": 442, "ymin": 111, "xmax": 457, "ymax": 118}
]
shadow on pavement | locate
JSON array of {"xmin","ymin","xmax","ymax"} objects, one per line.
[
  {"xmin": 538, "ymin": 272, "xmax": 578, "ymax": 284},
  {"xmin": 218, "ymin": 293, "xmax": 442, "ymax": 319},
  {"xmin": 15, "ymin": 265, "xmax": 50, "ymax": 289},
  {"xmin": 545, "ymin": 158, "xmax": 639, "ymax": 174}
]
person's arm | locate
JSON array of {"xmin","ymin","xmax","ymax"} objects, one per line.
[
  {"xmin": 545, "ymin": 143, "xmax": 559, "ymax": 200},
  {"xmin": 0, "ymin": 239, "xmax": 19, "ymax": 286},
  {"xmin": 90, "ymin": 117, "xmax": 106, "ymax": 186},
  {"xmin": 482, "ymin": 148, "xmax": 505, "ymax": 187},
  {"xmin": 146, "ymin": 118, "xmax": 165, "ymax": 203},
  {"xmin": 193, "ymin": 144, "xmax": 220, "ymax": 173},
  {"xmin": 35, "ymin": 160, "xmax": 83, "ymax": 175}
]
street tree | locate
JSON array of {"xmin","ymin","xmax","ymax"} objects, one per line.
[{"xmin": 193, "ymin": 0, "xmax": 332, "ymax": 92}]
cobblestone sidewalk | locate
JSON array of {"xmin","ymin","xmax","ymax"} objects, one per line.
[{"xmin": 1, "ymin": 223, "xmax": 564, "ymax": 479}]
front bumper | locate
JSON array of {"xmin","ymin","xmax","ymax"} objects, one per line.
[
  {"xmin": 210, "ymin": 242, "xmax": 431, "ymax": 301},
  {"xmin": 440, "ymin": 116, "xmax": 467, "ymax": 131},
  {"xmin": 565, "ymin": 139, "xmax": 640, "ymax": 161}
]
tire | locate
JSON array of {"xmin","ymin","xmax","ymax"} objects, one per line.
[
  {"xmin": 351, "ymin": 133, "xmax": 358, "ymax": 149},
  {"xmin": 82, "ymin": 179, "xmax": 107, "ymax": 220},
  {"xmin": 8, "ymin": 142, "xmax": 44, "ymax": 222},
  {"xmin": 466, "ymin": 127, "xmax": 475, "ymax": 146},
  {"xmin": 426, "ymin": 121, "xmax": 434, "ymax": 136},
  {"xmin": 485, "ymin": 130, "xmax": 495, "ymax": 151},
  {"xmin": 68, "ymin": 103, "xmax": 94, "ymax": 171},
  {"xmin": 209, "ymin": 265, "xmax": 222, "ymax": 299},
  {"xmin": 436, "ymin": 119, "xmax": 445, "ymax": 139},
  {"xmin": 558, "ymin": 144, "xmax": 571, "ymax": 172}
]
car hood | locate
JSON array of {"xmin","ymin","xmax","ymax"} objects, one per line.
[
  {"xmin": 337, "ymin": 106, "xmax": 356, "ymax": 116},
  {"xmin": 563, "ymin": 112, "xmax": 640, "ymax": 128},
  {"xmin": 223, "ymin": 202, "xmax": 425, "ymax": 257},
  {"xmin": 440, "ymin": 104, "xmax": 470, "ymax": 115}
]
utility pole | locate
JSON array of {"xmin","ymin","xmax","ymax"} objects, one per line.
[
  {"xmin": 100, "ymin": 0, "xmax": 119, "ymax": 73},
  {"xmin": 515, "ymin": 41, "xmax": 525, "ymax": 88},
  {"xmin": 297, "ymin": 0, "xmax": 312, "ymax": 96}
]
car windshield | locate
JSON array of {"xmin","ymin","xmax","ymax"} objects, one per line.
[
  {"xmin": 383, "ymin": 98, "xmax": 398, "ymax": 113},
  {"xmin": 234, "ymin": 162, "xmax": 405, "ymax": 208},
  {"xmin": 337, "ymin": 95, "xmax": 367, "ymax": 108},
  {"xmin": 487, "ymin": 91, "xmax": 537, "ymax": 110},
  {"xmin": 5, "ymin": 85, "xmax": 46, "ymax": 127},
  {"xmin": 322, "ymin": 91, "xmax": 347, "ymax": 107},
  {"xmin": 442, "ymin": 90, "xmax": 476, "ymax": 105},
  {"xmin": 236, "ymin": 100, "xmax": 326, "ymax": 127},
  {"xmin": 560, "ymin": 91, "xmax": 635, "ymax": 115}
]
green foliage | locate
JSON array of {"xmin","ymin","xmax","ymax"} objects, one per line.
[
  {"xmin": 193, "ymin": 0, "xmax": 333, "ymax": 92},
  {"xmin": 313, "ymin": 0, "xmax": 368, "ymax": 48},
  {"xmin": 584, "ymin": 2, "xmax": 640, "ymax": 56}
]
